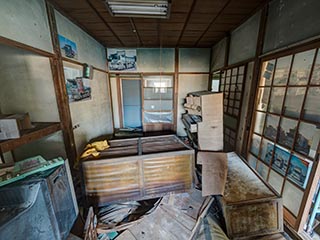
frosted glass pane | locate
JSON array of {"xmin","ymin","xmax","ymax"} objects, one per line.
[
  {"xmin": 289, "ymin": 49, "xmax": 315, "ymax": 85},
  {"xmin": 283, "ymin": 181, "xmax": 304, "ymax": 217},
  {"xmin": 264, "ymin": 114, "xmax": 280, "ymax": 141},
  {"xmin": 303, "ymin": 87, "xmax": 320, "ymax": 123},
  {"xmin": 248, "ymin": 153, "xmax": 258, "ymax": 169},
  {"xmin": 256, "ymin": 161, "xmax": 269, "ymax": 180},
  {"xmin": 268, "ymin": 170, "xmax": 284, "ymax": 194},
  {"xmin": 273, "ymin": 56, "xmax": 292, "ymax": 85},
  {"xmin": 144, "ymin": 100, "xmax": 173, "ymax": 111},
  {"xmin": 260, "ymin": 60, "xmax": 275, "ymax": 86},
  {"xmin": 283, "ymin": 87, "xmax": 306, "ymax": 118},
  {"xmin": 250, "ymin": 134, "xmax": 261, "ymax": 156},
  {"xmin": 257, "ymin": 87, "xmax": 270, "ymax": 111},
  {"xmin": 278, "ymin": 118, "xmax": 298, "ymax": 149},
  {"xmin": 269, "ymin": 87, "xmax": 285, "ymax": 114},
  {"xmin": 144, "ymin": 88, "xmax": 173, "ymax": 100},
  {"xmin": 295, "ymin": 122, "xmax": 320, "ymax": 159},
  {"xmin": 311, "ymin": 50, "xmax": 320, "ymax": 85},
  {"xmin": 253, "ymin": 111, "xmax": 266, "ymax": 134}
]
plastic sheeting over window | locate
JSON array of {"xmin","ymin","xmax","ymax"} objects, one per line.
[{"xmin": 144, "ymin": 111, "xmax": 173, "ymax": 123}]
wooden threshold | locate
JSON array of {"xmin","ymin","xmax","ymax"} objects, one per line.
[{"xmin": 0, "ymin": 122, "xmax": 61, "ymax": 153}]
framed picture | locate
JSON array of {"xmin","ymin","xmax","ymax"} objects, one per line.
[
  {"xmin": 64, "ymin": 67, "xmax": 91, "ymax": 102},
  {"xmin": 107, "ymin": 49, "xmax": 137, "ymax": 71},
  {"xmin": 287, "ymin": 155, "xmax": 312, "ymax": 189},
  {"xmin": 271, "ymin": 145, "xmax": 290, "ymax": 175},
  {"xmin": 58, "ymin": 34, "xmax": 78, "ymax": 59}
]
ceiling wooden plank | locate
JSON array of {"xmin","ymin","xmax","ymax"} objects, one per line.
[{"xmin": 85, "ymin": 0, "xmax": 125, "ymax": 46}]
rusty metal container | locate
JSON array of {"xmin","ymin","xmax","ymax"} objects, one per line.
[
  {"xmin": 81, "ymin": 135, "xmax": 194, "ymax": 206},
  {"xmin": 219, "ymin": 153, "xmax": 283, "ymax": 239}
]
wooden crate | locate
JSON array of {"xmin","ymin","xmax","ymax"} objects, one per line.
[
  {"xmin": 81, "ymin": 135, "xmax": 194, "ymax": 206},
  {"xmin": 220, "ymin": 153, "xmax": 283, "ymax": 239}
]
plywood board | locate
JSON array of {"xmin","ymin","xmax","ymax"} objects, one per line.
[{"xmin": 197, "ymin": 152, "xmax": 228, "ymax": 196}]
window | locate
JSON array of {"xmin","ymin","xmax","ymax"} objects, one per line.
[
  {"xmin": 142, "ymin": 75, "xmax": 174, "ymax": 126},
  {"xmin": 220, "ymin": 65, "xmax": 246, "ymax": 151},
  {"xmin": 248, "ymin": 48, "xmax": 320, "ymax": 223}
]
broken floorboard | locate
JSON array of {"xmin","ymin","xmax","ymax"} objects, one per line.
[{"xmin": 111, "ymin": 189, "xmax": 229, "ymax": 240}]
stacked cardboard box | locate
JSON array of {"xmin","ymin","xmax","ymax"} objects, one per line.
[{"xmin": 0, "ymin": 113, "xmax": 33, "ymax": 140}]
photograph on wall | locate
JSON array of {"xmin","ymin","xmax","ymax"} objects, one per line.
[
  {"xmin": 107, "ymin": 49, "xmax": 137, "ymax": 71},
  {"xmin": 283, "ymin": 87, "xmax": 306, "ymax": 118},
  {"xmin": 287, "ymin": 155, "xmax": 312, "ymax": 189},
  {"xmin": 271, "ymin": 145, "xmax": 290, "ymax": 175},
  {"xmin": 58, "ymin": 34, "xmax": 78, "ymax": 59},
  {"xmin": 268, "ymin": 87, "xmax": 285, "ymax": 114},
  {"xmin": 64, "ymin": 67, "xmax": 91, "ymax": 102}
]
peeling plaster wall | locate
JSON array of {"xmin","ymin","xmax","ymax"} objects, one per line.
[{"xmin": 0, "ymin": 0, "xmax": 53, "ymax": 53}]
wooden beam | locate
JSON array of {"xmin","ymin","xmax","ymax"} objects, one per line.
[
  {"xmin": 176, "ymin": 0, "xmax": 197, "ymax": 47},
  {"xmin": 195, "ymin": 0, "xmax": 232, "ymax": 47},
  {"xmin": 0, "ymin": 36, "xmax": 54, "ymax": 58},
  {"xmin": 130, "ymin": 18, "xmax": 143, "ymax": 47},
  {"xmin": 46, "ymin": 2, "xmax": 77, "ymax": 166}
]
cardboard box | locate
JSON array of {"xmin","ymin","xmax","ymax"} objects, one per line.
[{"xmin": 0, "ymin": 113, "xmax": 33, "ymax": 140}]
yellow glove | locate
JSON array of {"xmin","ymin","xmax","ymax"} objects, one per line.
[
  {"xmin": 80, "ymin": 148, "xmax": 100, "ymax": 159},
  {"xmin": 85, "ymin": 140, "xmax": 110, "ymax": 151}
]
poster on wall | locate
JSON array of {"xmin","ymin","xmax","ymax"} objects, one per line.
[
  {"xmin": 64, "ymin": 67, "xmax": 91, "ymax": 102},
  {"xmin": 58, "ymin": 34, "xmax": 78, "ymax": 59},
  {"xmin": 287, "ymin": 155, "xmax": 312, "ymax": 189},
  {"xmin": 107, "ymin": 49, "xmax": 137, "ymax": 71}
]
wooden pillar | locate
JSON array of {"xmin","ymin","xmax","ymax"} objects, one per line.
[
  {"xmin": 46, "ymin": 2, "xmax": 77, "ymax": 167},
  {"xmin": 241, "ymin": 6, "xmax": 268, "ymax": 156}
]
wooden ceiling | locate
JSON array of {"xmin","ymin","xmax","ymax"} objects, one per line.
[{"xmin": 50, "ymin": 0, "xmax": 268, "ymax": 48}]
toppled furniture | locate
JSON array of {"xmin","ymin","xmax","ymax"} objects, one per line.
[
  {"xmin": 219, "ymin": 153, "xmax": 283, "ymax": 239},
  {"xmin": 182, "ymin": 91, "xmax": 223, "ymax": 151},
  {"xmin": 81, "ymin": 135, "xmax": 194, "ymax": 206}
]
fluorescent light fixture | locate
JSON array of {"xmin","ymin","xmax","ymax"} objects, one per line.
[{"xmin": 105, "ymin": 0, "xmax": 171, "ymax": 19}]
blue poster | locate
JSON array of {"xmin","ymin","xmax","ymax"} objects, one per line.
[
  {"xmin": 58, "ymin": 34, "xmax": 78, "ymax": 59},
  {"xmin": 287, "ymin": 155, "xmax": 312, "ymax": 189}
]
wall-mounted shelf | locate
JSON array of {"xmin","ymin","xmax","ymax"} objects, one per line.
[{"xmin": 0, "ymin": 122, "xmax": 61, "ymax": 153}]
